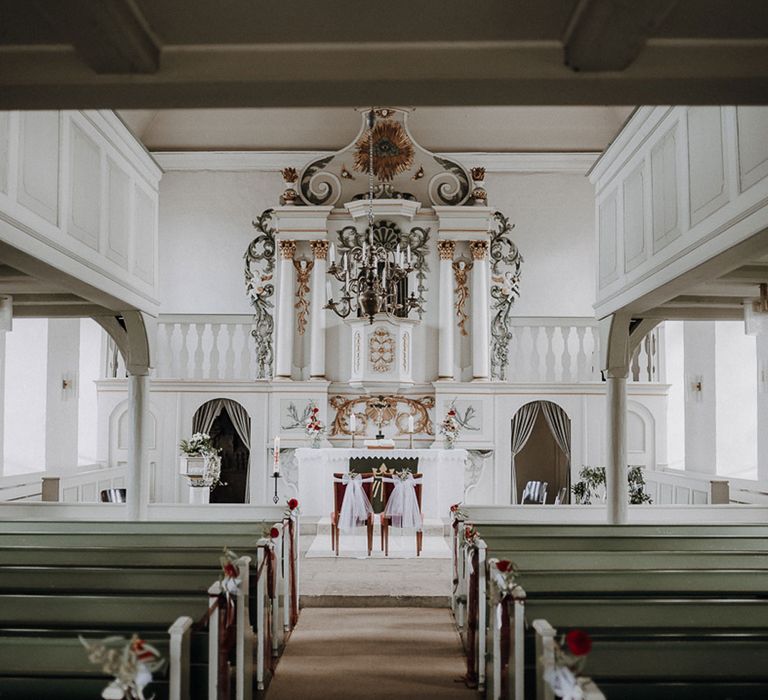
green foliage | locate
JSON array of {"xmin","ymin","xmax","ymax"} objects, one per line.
[{"xmin": 572, "ymin": 465, "xmax": 653, "ymax": 505}]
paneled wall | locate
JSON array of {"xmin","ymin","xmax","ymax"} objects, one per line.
[
  {"xmin": 0, "ymin": 110, "xmax": 161, "ymax": 313},
  {"xmin": 591, "ymin": 106, "xmax": 768, "ymax": 318}
]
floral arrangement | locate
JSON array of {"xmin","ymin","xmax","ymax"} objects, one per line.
[
  {"xmin": 286, "ymin": 497, "xmax": 299, "ymax": 513},
  {"xmin": 220, "ymin": 547, "xmax": 241, "ymax": 596},
  {"xmin": 80, "ymin": 634, "xmax": 164, "ymax": 700},
  {"xmin": 450, "ymin": 502, "xmax": 468, "ymax": 521},
  {"xmin": 305, "ymin": 404, "xmax": 326, "ymax": 445},
  {"xmin": 179, "ymin": 432, "xmax": 223, "ymax": 490},
  {"xmin": 439, "ymin": 407, "xmax": 460, "ymax": 446},
  {"xmin": 263, "ymin": 524, "xmax": 281, "ymax": 540},
  {"xmin": 463, "ymin": 523, "xmax": 479, "ymax": 545},
  {"xmin": 491, "ymin": 559, "xmax": 520, "ymax": 601},
  {"xmin": 543, "ymin": 629, "xmax": 594, "ymax": 699}
]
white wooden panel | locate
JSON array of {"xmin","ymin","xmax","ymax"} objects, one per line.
[
  {"xmin": 133, "ymin": 184, "xmax": 155, "ymax": 285},
  {"xmin": 688, "ymin": 107, "xmax": 729, "ymax": 226},
  {"xmin": 598, "ymin": 192, "xmax": 618, "ymax": 287},
  {"xmin": 623, "ymin": 164, "xmax": 646, "ymax": 272},
  {"xmin": 692, "ymin": 489, "xmax": 708, "ymax": 505},
  {"xmin": 659, "ymin": 482, "xmax": 673, "ymax": 504},
  {"xmin": 674, "ymin": 486, "xmax": 691, "ymax": 504},
  {"xmin": 651, "ymin": 125, "xmax": 681, "ymax": 252},
  {"xmin": 62, "ymin": 486, "xmax": 78, "ymax": 503},
  {"xmin": 117, "ymin": 410, "xmax": 129, "ymax": 450},
  {"xmin": 17, "ymin": 111, "xmax": 60, "ymax": 225},
  {"xmin": 627, "ymin": 410, "xmax": 646, "ymax": 452},
  {"xmin": 81, "ymin": 482, "xmax": 97, "ymax": 502},
  {"xmin": 0, "ymin": 111, "xmax": 9, "ymax": 194},
  {"xmin": 106, "ymin": 156, "xmax": 131, "ymax": 268},
  {"xmin": 736, "ymin": 107, "xmax": 768, "ymax": 192},
  {"xmin": 68, "ymin": 122, "xmax": 101, "ymax": 250}
]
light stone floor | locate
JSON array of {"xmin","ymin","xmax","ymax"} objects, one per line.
[{"xmin": 299, "ymin": 534, "xmax": 452, "ymax": 605}]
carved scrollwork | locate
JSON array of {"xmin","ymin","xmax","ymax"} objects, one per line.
[
  {"xmin": 329, "ymin": 394, "xmax": 435, "ymax": 436},
  {"xmin": 489, "ymin": 211, "xmax": 524, "ymax": 380},
  {"xmin": 244, "ymin": 208, "xmax": 277, "ymax": 379},
  {"xmin": 293, "ymin": 259, "xmax": 313, "ymax": 336},
  {"xmin": 369, "ymin": 328, "xmax": 395, "ymax": 373},
  {"xmin": 299, "ymin": 155, "xmax": 342, "ymax": 206},
  {"xmin": 428, "ymin": 155, "xmax": 471, "ymax": 206},
  {"xmin": 452, "ymin": 259, "xmax": 472, "ymax": 336}
]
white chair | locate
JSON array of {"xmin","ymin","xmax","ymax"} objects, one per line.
[{"xmin": 520, "ymin": 481, "xmax": 548, "ymax": 504}]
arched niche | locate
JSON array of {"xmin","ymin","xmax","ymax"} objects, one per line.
[
  {"xmin": 627, "ymin": 400, "xmax": 656, "ymax": 470},
  {"xmin": 511, "ymin": 400, "xmax": 572, "ymax": 504}
]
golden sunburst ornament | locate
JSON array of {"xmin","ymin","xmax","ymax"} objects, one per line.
[{"xmin": 353, "ymin": 119, "xmax": 415, "ymax": 182}]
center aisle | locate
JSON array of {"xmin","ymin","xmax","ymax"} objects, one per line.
[{"xmin": 266, "ymin": 607, "xmax": 475, "ymax": 700}]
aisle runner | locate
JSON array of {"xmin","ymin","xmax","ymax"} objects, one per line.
[
  {"xmin": 267, "ymin": 608, "xmax": 474, "ymax": 700},
  {"xmin": 306, "ymin": 529, "xmax": 451, "ymax": 559}
]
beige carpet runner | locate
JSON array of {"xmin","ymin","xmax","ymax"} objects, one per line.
[{"xmin": 266, "ymin": 608, "xmax": 475, "ymax": 699}]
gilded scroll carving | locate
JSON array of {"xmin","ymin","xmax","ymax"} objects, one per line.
[
  {"xmin": 329, "ymin": 394, "xmax": 435, "ymax": 436},
  {"xmin": 452, "ymin": 259, "xmax": 472, "ymax": 337},
  {"xmin": 244, "ymin": 209, "xmax": 276, "ymax": 379},
  {"xmin": 293, "ymin": 259, "xmax": 313, "ymax": 336}
]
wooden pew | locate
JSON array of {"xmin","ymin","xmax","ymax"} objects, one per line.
[
  {"xmin": 0, "ymin": 516, "xmax": 300, "ymax": 698},
  {"xmin": 452, "ymin": 516, "xmax": 768, "ymax": 696}
]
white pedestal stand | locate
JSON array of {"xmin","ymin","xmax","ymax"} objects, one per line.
[{"xmin": 188, "ymin": 484, "xmax": 210, "ymax": 505}]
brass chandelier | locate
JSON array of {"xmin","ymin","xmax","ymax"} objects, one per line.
[{"xmin": 325, "ymin": 109, "xmax": 422, "ymax": 324}]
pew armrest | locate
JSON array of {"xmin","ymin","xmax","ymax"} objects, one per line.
[{"xmin": 167, "ymin": 615, "xmax": 193, "ymax": 700}]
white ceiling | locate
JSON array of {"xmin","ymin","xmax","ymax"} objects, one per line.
[{"xmin": 117, "ymin": 106, "xmax": 633, "ymax": 153}]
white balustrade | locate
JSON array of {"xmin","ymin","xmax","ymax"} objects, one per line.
[
  {"xmin": 154, "ymin": 315, "xmax": 258, "ymax": 380},
  {"xmin": 0, "ymin": 464, "xmax": 123, "ymax": 503}
]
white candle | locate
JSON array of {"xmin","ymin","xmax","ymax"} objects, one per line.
[
  {"xmin": 273, "ymin": 436, "xmax": 280, "ymax": 475},
  {"xmin": 407, "ymin": 245, "xmax": 412, "ymax": 264},
  {"xmin": 350, "ymin": 413, "xmax": 356, "ymax": 434},
  {"xmin": 329, "ymin": 243, "xmax": 336, "ymax": 264},
  {"xmin": 326, "ymin": 280, "xmax": 333, "ymax": 301},
  {"xmin": 408, "ymin": 415, "xmax": 414, "ymax": 434}
]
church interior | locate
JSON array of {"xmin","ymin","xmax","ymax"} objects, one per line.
[{"xmin": 0, "ymin": 1, "xmax": 768, "ymax": 698}]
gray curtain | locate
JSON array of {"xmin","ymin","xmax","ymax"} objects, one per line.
[
  {"xmin": 221, "ymin": 399, "xmax": 252, "ymax": 504},
  {"xmin": 192, "ymin": 399, "xmax": 252, "ymax": 503},
  {"xmin": 540, "ymin": 401, "xmax": 572, "ymax": 502},
  {"xmin": 192, "ymin": 399, "xmax": 224, "ymax": 434},
  {"xmin": 510, "ymin": 402, "xmax": 541, "ymax": 503}
]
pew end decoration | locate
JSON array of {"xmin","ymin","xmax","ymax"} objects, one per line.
[
  {"xmin": 178, "ymin": 432, "xmax": 223, "ymax": 491},
  {"xmin": 79, "ymin": 633, "xmax": 165, "ymax": 700},
  {"xmin": 534, "ymin": 619, "xmax": 603, "ymax": 700}
]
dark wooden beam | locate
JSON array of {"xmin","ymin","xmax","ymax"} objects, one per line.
[
  {"xmin": 33, "ymin": 0, "xmax": 159, "ymax": 74},
  {"xmin": 563, "ymin": 0, "xmax": 679, "ymax": 72}
]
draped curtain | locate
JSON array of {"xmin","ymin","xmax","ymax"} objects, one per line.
[
  {"xmin": 509, "ymin": 402, "xmax": 541, "ymax": 504},
  {"xmin": 191, "ymin": 399, "xmax": 252, "ymax": 503},
  {"xmin": 540, "ymin": 401, "xmax": 572, "ymax": 502},
  {"xmin": 510, "ymin": 400, "xmax": 572, "ymax": 504}
]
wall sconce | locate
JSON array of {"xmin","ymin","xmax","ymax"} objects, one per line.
[{"xmin": 688, "ymin": 374, "xmax": 704, "ymax": 402}]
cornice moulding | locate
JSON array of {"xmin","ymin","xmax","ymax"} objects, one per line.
[{"xmin": 153, "ymin": 150, "xmax": 600, "ymax": 175}]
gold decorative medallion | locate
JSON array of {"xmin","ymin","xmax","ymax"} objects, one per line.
[
  {"xmin": 369, "ymin": 327, "xmax": 395, "ymax": 373},
  {"xmin": 353, "ymin": 119, "xmax": 415, "ymax": 182}
]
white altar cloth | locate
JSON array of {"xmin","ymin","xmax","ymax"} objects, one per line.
[{"xmin": 294, "ymin": 447, "xmax": 467, "ymax": 519}]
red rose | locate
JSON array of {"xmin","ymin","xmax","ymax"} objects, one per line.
[
  {"xmin": 565, "ymin": 629, "xmax": 592, "ymax": 656},
  {"xmin": 288, "ymin": 498, "xmax": 299, "ymax": 510},
  {"xmin": 223, "ymin": 562, "xmax": 238, "ymax": 578},
  {"xmin": 450, "ymin": 503, "xmax": 460, "ymax": 512},
  {"xmin": 496, "ymin": 560, "xmax": 513, "ymax": 573},
  {"xmin": 448, "ymin": 409, "xmax": 456, "ymax": 416},
  {"xmin": 270, "ymin": 526, "xmax": 280, "ymax": 539}
]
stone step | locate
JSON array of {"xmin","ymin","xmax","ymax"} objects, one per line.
[{"xmin": 301, "ymin": 594, "xmax": 450, "ymax": 609}]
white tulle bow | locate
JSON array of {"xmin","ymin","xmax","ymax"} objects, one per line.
[
  {"xmin": 336, "ymin": 473, "xmax": 374, "ymax": 532},
  {"xmin": 543, "ymin": 665, "xmax": 585, "ymax": 700},
  {"xmin": 383, "ymin": 473, "xmax": 423, "ymax": 530}
]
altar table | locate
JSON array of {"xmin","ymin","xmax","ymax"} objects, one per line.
[{"xmin": 294, "ymin": 448, "xmax": 467, "ymax": 519}]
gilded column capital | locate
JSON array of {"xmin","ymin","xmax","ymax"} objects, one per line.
[
  {"xmin": 278, "ymin": 240, "xmax": 297, "ymax": 260},
  {"xmin": 469, "ymin": 240, "xmax": 489, "ymax": 261},
  {"xmin": 437, "ymin": 240, "xmax": 456, "ymax": 261},
  {"xmin": 310, "ymin": 240, "xmax": 330, "ymax": 260}
]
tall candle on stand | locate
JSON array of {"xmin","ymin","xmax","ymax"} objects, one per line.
[{"xmin": 273, "ymin": 436, "xmax": 280, "ymax": 475}]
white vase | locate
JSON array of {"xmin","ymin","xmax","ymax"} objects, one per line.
[{"xmin": 180, "ymin": 455, "xmax": 206, "ymax": 477}]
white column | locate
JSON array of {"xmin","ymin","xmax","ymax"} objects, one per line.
[
  {"xmin": 606, "ymin": 369, "xmax": 629, "ymax": 524},
  {"xmin": 127, "ymin": 372, "xmax": 150, "ymax": 520},
  {"xmin": 437, "ymin": 240, "xmax": 456, "ymax": 379},
  {"xmin": 309, "ymin": 240, "xmax": 328, "ymax": 378},
  {"xmin": 275, "ymin": 240, "xmax": 297, "ymax": 379},
  {"xmin": 470, "ymin": 240, "xmax": 490, "ymax": 380}
]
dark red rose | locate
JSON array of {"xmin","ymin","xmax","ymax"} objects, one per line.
[
  {"xmin": 223, "ymin": 562, "xmax": 238, "ymax": 578},
  {"xmin": 496, "ymin": 560, "xmax": 513, "ymax": 573},
  {"xmin": 288, "ymin": 498, "xmax": 299, "ymax": 510},
  {"xmin": 565, "ymin": 629, "xmax": 592, "ymax": 656},
  {"xmin": 450, "ymin": 503, "xmax": 460, "ymax": 512},
  {"xmin": 448, "ymin": 409, "xmax": 456, "ymax": 416},
  {"xmin": 270, "ymin": 526, "xmax": 280, "ymax": 539}
]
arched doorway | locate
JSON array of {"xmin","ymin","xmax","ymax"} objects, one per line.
[
  {"xmin": 191, "ymin": 399, "xmax": 251, "ymax": 504},
  {"xmin": 510, "ymin": 401, "xmax": 571, "ymax": 504}
]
